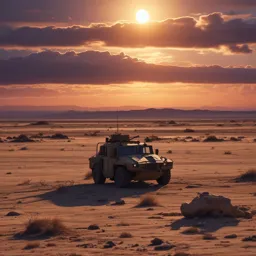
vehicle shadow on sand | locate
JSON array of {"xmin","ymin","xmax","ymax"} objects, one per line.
[
  {"xmin": 170, "ymin": 217, "xmax": 240, "ymax": 232},
  {"xmin": 36, "ymin": 182, "xmax": 162, "ymax": 207}
]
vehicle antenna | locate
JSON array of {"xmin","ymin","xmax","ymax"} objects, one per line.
[{"xmin": 116, "ymin": 109, "xmax": 119, "ymax": 133}]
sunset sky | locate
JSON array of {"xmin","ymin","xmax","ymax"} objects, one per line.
[{"xmin": 1, "ymin": 0, "xmax": 256, "ymax": 110}]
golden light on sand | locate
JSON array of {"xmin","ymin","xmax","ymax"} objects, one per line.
[{"xmin": 136, "ymin": 9, "xmax": 150, "ymax": 24}]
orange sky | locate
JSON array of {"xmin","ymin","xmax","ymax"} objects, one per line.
[{"xmin": 0, "ymin": 0, "xmax": 256, "ymax": 110}]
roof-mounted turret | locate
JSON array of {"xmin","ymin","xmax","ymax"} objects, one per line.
[{"xmin": 106, "ymin": 134, "xmax": 140, "ymax": 144}]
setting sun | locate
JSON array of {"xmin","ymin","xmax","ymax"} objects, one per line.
[{"xmin": 136, "ymin": 9, "xmax": 150, "ymax": 24}]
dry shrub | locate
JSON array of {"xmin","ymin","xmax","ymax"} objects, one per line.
[
  {"xmin": 19, "ymin": 218, "xmax": 68, "ymax": 238},
  {"xmin": 204, "ymin": 135, "xmax": 224, "ymax": 142},
  {"xmin": 18, "ymin": 179, "xmax": 32, "ymax": 186},
  {"xmin": 84, "ymin": 170, "xmax": 93, "ymax": 180},
  {"xmin": 136, "ymin": 195, "xmax": 160, "ymax": 208},
  {"xmin": 235, "ymin": 169, "xmax": 256, "ymax": 182},
  {"xmin": 182, "ymin": 227, "xmax": 200, "ymax": 235},
  {"xmin": 119, "ymin": 232, "xmax": 133, "ymax": 238},
  {"xmin": 24, "ymin": 242, "xmax": 40, "ymax": 250}
]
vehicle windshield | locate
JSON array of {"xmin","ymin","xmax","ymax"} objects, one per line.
[{"xmin": 118, "ymin": 145, "xmax": 153, "ymax": 156}]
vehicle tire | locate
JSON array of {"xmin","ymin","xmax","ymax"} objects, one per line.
[
  {"xmin": 92, "ymin": 164, "xmax": 106, "ymax": 184},
  {"xmin": 114, "ymin": 167, "xmax": 131, "ymax": 188},
  {"xmin": 157, "ymin": 170, "xmax": 171, "ymax": 185}
]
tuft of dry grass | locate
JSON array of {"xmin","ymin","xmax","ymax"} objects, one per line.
[
  {"xmin": 119, "ymin": 232, "xmax": 133, "ymax": 238},
  {"xmin": 18, "ymin": 179, "xmax": 32, "ymax": 186},
  {"xmin": 136, "ymin": 195, "xmax": 160, "ymax": 208},
  {"xmin": 23, "ymin": 242, "xmax": 40, "ymax": 250},
  {"xmin": 182, "ymin": 227, "xmax": 200, "ymax": 235},
  {"xmin": 235, "ymin": 169, "xmax": 256, "ymax": 182},
  {"xmin": 19, "ymin": 218, "xmax": 68, "ymax": 238},
  {"xmin": 84, "ymin": 170, "xmax": 93, "ymax": 180}
]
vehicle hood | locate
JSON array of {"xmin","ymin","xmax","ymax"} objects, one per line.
[{"xmin": 129, "ymin": 154, "xmax": 164, "ymax": 164}]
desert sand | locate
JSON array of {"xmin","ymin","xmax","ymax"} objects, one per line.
[{"xmin": 0, "ymin": 119, "xmax": 255, "ymax": 256}]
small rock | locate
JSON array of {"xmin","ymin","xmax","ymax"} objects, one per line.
[
  {"xmin": 6, "ymin": 172, "xmax": 12, "ymax": 175},
  {"xmin": 224, "ymin": 234, "xmax": 237, "ymax": 239},
  {"xmin": 88, "ymin": 224, "xmax": 100, "ymax": 230},
  {"xmin": 20, "ymin": 147, "xmax": 28, "ymax": 151},
  {"xmin": 150, "ymin": 238, "xmax": 164, "ymax": 246},
  {"xmin": 104, "ymin": 241, "xmax": 116, "ymax": 249},
  {"xmin": 186, "ymin": 184, "xmax": 202, "ymax": 189},
  {"xmin": 112, "ymin": 200, "xmax": 125, "ymax": 206},
  {"xmin": 6, "ymin": 211, "xmax": 21, "ymax": 217},
  {"xmin": 154, "ymin": 243, "xmax": 175, "ymax": 251},
  {"xmin": 203, "ymin": 234, "xmax": 217, "ymax": 240},
  {"xmin": 77, "ymin": 243, "xmax": 95, "ymax": 248}
]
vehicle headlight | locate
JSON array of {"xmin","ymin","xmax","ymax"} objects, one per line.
[{"xmin": 133, "ymin": 163, "xmax": 139, "ymax": 168}]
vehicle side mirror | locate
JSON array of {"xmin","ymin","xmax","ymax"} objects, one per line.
[{"xmin": 155, "ymin": 149, "xmax": 159, "ymax": 155}]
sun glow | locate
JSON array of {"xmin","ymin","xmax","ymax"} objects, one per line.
[{"xmin": 136, "ymin": 9, "xmax": 150, "ymax": 24}]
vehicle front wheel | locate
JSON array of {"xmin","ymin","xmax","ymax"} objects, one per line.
[
  {"xmin": 157, "ymin": 170, "xmax": 171, "ymax": 185},
  {"xmin": 114, "ymin": 167, "xmax": 131, "ymax": 188},
  {"xmin": 92, "ymin": 164, "xmax": 106, "ymax": 184}
]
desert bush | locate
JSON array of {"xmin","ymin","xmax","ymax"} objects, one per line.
[
  {"xmin": 11, "ymin": 135, "xmax": 35, "ymax": 143},
  {"xmin": 204, "ymin": 135, "xmax": 224, "ymax": 142},
  {"xmin": 235, "ymin": 169, "xmax": 256, "ymax": 182},
  {"xmin": 230, "ymin": 137, "xmax": 241, "ymax": 142},
  {"xmin": 50, "ymin": 133, "xmax": 69, "ymax": 140},
  {"xmin": 119, "ymin": 232, "xmax": 133, "ymax": 238},
  {"xmin": 136, "ymin": 195, "xmax": 160, "ymax": 208},
  {"xmin": 24, "ymin": 242, "xmax": 40, "ymax": 250},
  {"xmin": 18, "ymin": 179, "xmax": 32, "ymax": 186},
  {"xmin": 18, "ymin": 218, "xmax": 68, "ymax": 238},
  {"xmin": 242, "ymin": 235, "xmax": 256, "ymax": 242},
  {"xmin": 84, "ymin": 170, "xmax": 93, "ymax": 180}
]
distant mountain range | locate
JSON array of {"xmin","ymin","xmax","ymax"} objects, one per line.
[{"xmin": 0, "ymin": 108, "xmax": 255, "ymax": 120}]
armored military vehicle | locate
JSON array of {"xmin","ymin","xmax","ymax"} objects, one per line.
[{"xmin": 89, "ymin": 134, "xmax": 173, "ymax": 188}]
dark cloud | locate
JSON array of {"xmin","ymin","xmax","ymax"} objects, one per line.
[
  {"xmin": 228, "ymin": 44, "xmax": 253, "ymax": 54},
  {"xmin": 0, "ymin": 50, "xmax": 256, "ymax": 85},
  {"xmin": 0, "ymin": 13, "xmax": 255, "ymax": 52}
]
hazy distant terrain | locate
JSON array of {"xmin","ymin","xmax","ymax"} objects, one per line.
[{"xmin": 0, "ymin": 108, "xmax": 256, "ymax": 120}]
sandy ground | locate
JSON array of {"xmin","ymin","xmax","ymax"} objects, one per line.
[{"xmin": 0, "ymin": 119, "xmax": 255, "ymax": 256}]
